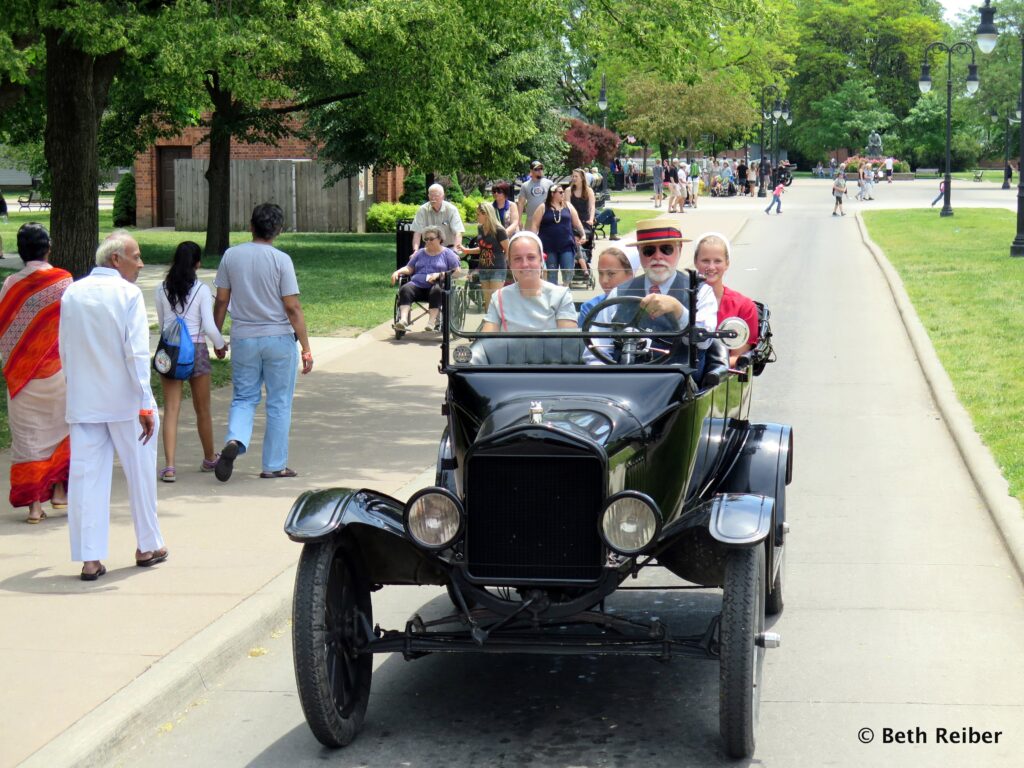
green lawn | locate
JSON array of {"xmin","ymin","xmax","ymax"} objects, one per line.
[
  {"xmin": 2, "ymin": 209, "xmax": 397, "ymax": 335},
  {"xmin": 862, "ymin": 208, "xmax": 1024, "ymax": 504}
]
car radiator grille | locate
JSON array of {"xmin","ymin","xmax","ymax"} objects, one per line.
[{"xmin": 466, "ymin": 453, "xmax": 604, "ymax": 581}]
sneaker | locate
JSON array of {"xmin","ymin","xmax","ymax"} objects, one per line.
[
  {"xmin": 832, "ymin": 212, "xmax": 839, "ymax": 217},
  {"xmin": 610, "ymin": 235, "xmax": 621, "ymax": 241},
  {"xmin": 393, "ymin": 319, "xmax": 406, "ymax": 332},
  {"xmin": 215, "ymin": 440, "xmax": 241, "ymax": 483}
]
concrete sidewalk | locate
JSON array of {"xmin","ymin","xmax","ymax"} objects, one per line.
[{"xmin": 2, "ymin": 212, "xmax": 750, "ymax": 767}]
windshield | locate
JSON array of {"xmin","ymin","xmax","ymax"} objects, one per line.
[{"xmin": 442, "ymin": 275, "xmax": 695, "ymax": 369}]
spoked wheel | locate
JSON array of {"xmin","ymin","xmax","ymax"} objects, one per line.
[
  {"xmin": 293, "ymin": 537, "xmax": 373, "ymax": 747},
  {"xmin": 719, "ymin": 544, "xmax": 766, "ymax": 759},
  {"xmin": 392, "ymin": 295, "xmax": 405, "ymax": 339},
  {"xmin": 449, "ymin": 285, "xmax": 467, "ymax": 330}
]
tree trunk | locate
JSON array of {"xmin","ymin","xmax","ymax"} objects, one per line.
[
  {"xmin": 43, "ymin": 31, "xmax": 120, "ymax": 277},
  {"xmin": 204, "ymin": 90, "xmax": 234, "ymax": 256}
]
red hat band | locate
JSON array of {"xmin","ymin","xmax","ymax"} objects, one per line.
[{"xmin": 636, "ymin": 227, "xmax": 682, "ymax": 242}]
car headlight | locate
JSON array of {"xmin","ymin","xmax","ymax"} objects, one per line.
[
  {"xmin": 405, "ymin": 488, "xmax": 464, "ymax": 550},
  {"xmin": 599, "ymin": 492, "xmax": 661, "ymax": 555}
]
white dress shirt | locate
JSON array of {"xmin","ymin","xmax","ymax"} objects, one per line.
[{"xmin": 60, "ymin": 267, "xmax": 155, "ymax": 422}]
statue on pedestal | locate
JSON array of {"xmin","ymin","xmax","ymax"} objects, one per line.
[{"xmin": 866, "ymin": 130, "xmax": 883, "ymax": 158}]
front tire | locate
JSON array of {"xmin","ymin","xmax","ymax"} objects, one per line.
[
  {"xmin": 293, "ymin": 537, "xmax": 373, "ymax": 748},
  {"xmin": 719, "ymin": 544, "xmax": 766, "ymax": 759}
]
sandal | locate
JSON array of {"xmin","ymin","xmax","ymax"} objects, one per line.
[
  {"xmin": 25, "ymin": 511, "xmax": 48, "ymax": 524},
  {"xmin": 136, "ymin": 548, "xmax": 169, "ymax": 567},
  {"xmin": 160, "ymin": 466, "xmax": 176, "ymax": 483},
  {"xmin": 201, "ymin": 454, "xmax": 220, "ymax": 473},
  {"xmin": 80, "ymin": 563, "xmax": 107, "ymax": 581},
  {"xmin": 260, "ymin": 467, "xmax": 298, "ymax": 479}
]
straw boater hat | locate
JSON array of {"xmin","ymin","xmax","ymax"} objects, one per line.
[{"xmin": 626, "ymin": 218, "xmax": 692, "ymax": 247}]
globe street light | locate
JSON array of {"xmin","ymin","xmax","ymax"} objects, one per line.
[
  {"xmin": 758, "ymin": 84, "xmax": 782, "ymax": 197},
  {"xmin": 976, "ymin": 1, "xmax": 1024, "ymax": 256},
  {"xmin": 598, "ymin": 73, "xmax": 608, "ymax": 129},
  {"xmin": 918, "ymin": 41, "xmax": 979, "ymax": 217}
]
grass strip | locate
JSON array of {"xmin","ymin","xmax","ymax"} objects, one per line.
[{"xmin": 862, "ymin": 208, "xmax": 1024, "ymax": 504}]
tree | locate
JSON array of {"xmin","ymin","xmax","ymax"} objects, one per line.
[
  {"xmin": 1, "ymin": 2, "xmax": 165, "ymax": 276},
  {"xmin": 619, "ymin": 72, "xmax": 759, "ymax": 156},
  {"xmin": 788, "ymin": 0, "xmax": 944, "ymax": 160},
  {"xmin": 797, "ymin": 80, "xmax": 896, "ymax": 159},
  {"xmin": 564, "ymin": 119, "xmax": 620, "ymax": 169}
]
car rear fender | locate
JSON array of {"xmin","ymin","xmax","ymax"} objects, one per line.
[{"xmin": 284, "ymin": 488, "xmax": 447, "ymax": 585}]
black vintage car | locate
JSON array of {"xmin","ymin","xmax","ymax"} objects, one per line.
[{"xmin": 285, "ymin": 273, "xmax": 792, "ymax": 759}]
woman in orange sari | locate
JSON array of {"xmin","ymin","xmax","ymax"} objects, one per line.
[{"xmin": 0, "ymin": 223, "xmax": 72, "ymax": 522}]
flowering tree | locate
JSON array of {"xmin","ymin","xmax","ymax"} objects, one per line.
[{"xmin": 564, "ymin": 119, "xmax": 620, "ymax": 168}]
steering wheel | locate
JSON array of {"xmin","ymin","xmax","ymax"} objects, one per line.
[{"xmin": 581, "ymin": 295, "xmax": 682, "ymax": 365}]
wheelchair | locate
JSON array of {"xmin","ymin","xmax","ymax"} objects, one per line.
[
  {"xmin": 392, "ymin": 251, "xmax": 479, "ymax": 340},
  {"xmin": 568, "ymin": 226, "xmax": 597, "ymax": 291}
]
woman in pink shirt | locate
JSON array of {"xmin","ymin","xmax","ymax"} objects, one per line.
[{"xmin": 693, "ymin": 232, "xmax": 759, "ymax": 366}]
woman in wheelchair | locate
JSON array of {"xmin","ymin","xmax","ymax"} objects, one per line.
[
  {"xmin": 390, "ymin": 225, "xmax": 461, "ymax": 333},
  {"xmin": 480, "ymin": 232, "xmax": 577, "ymax": 332},
  {"xmin": 459, "ymin": 203, "xmax": 509, "ymax": 312}
]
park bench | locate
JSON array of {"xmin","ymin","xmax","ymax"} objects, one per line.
[
  {"xmin": 915, "ymin": 168, "xmax": 939, "ymax": 179},
  {"xmin": 973, "ymin": 170, "xmax": 985, "ymax": 182},
  {"xmin": 17, "ymin": 190, "xmax": 51, "ymax": 211}
]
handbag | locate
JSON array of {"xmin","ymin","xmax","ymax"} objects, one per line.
[{"xmin": 153, "ymin": 288, "xmax": 198, "ymax": 380}]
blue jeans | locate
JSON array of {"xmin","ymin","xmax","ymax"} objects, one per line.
[
  {"xmin": 226, "ymin": 333, "xmax": 298, "ymax": 473},
  {"xmin": 596, "ymin": 208, "xmax": 618, "ymax": 235},
  {"xmin": 765, "ymin": 194, "xmax": 782, "ymax": 213},
  {"xmin": 545, "ymin": 250, "xmax": 576, "ymax": 284}
]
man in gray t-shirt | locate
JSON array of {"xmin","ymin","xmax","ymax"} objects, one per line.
[
  {"xmin": 517, "ymin": 160, "xmax": 553, "ymax": 227},
  {"xmin": 213, "ymin": 203, "xmax": 313, "ymax": 482}
]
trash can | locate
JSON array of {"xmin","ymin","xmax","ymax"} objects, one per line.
[{"xmin": 396, "ymin": 219, "xmax": 415, "ymax": 270}]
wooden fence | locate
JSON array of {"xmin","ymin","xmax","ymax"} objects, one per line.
[{"xmin": 174, "ymin": 159, "xmax": 370, "ymax": 232}]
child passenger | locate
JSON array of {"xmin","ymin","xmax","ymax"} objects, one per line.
[{"xmin": 577, "ymin": 247, "xmax": 635, "ymax": 327}]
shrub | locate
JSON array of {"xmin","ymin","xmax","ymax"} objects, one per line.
[
  {"xmin": 460, "ymin": 195, "xmax": 486, "ymax": 226},
  {"xmin": 366, "ymin": 202, "xmax": 419, "ymax": 233},
  {"xmin": 565, "ymin": 118, "xmax": 621, "ymax": 169},
  {"xmin": 446, "ymin": 174, "xmax": 464, "ymax": 203},
  {"xmin": 112, "ymin": 173, "xmax": 136, "ymax": 227},
  {"xmin": 399, "ymin": 169, "xmax": 426, "ymax": 204}
]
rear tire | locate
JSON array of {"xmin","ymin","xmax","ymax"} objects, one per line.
[
  {"xmin": 719, "ymin": 544, "xmax": 766, "ymax": 759},
  {"xmin": 293, "ymin": 537, "xmax": 372, "ymax": 748}
]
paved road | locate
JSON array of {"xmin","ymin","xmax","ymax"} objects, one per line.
[{"xmin": 118, "ymin": 184, "xmax": 1024, "ymax": 767}]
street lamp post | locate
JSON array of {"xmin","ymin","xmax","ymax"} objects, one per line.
[
  {"xmin": 758, "ymin": 85, "xmax": 782, "ymax": 197},
  {"xmin": 990, "ymin": 99, "xmax": 1020, "ymax": 190},
  {"xmin": 918, "ymin": 41, "xmax": 980, "ymax": 217},
  {"xmin": 976, "ymin": 1, "xmax": 1024, "ymax": 255},
  {"xmin": 598, "ymin": 73, "xmax": 608, "ymax": 130}
]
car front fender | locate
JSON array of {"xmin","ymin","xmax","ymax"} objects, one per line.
[
  {"xmin": 708, "ymin": 493, "xmax": 773, "ymax": 547},
  {"xmin": 284, "ymin": 488, "xmax": 447, "ymax": 586}
]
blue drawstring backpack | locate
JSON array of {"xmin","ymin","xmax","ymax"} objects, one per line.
[{"xmin": 152, "ymin": 289, "xmax": 197, "ymax": 380}]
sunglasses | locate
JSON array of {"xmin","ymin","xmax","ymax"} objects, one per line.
[
  {"xmin": 423, "ymin": 236, "xmax": 439, "ymax": 242},
  {"xmin": 551, "ymin": 188, "xmax": 564, "ymax": 194},
  {"xmin": 641, "ymin": 243, "xmax": 678, "ymax": 257}
]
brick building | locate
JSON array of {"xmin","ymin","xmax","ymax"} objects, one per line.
[{"xmin": 134, "ymin": 126, "xmax": 406, "ymax": 228}]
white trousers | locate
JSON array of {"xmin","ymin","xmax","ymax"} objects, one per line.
[{"xmin": 68, "ymin": 417, "xmax": 163, "ymax": 562}]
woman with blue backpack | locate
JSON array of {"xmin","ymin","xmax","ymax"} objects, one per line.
[{"xmin": 154, "ymin": 241, "xmax": 228, "ymax": 482}]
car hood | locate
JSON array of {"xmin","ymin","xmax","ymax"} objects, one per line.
[{"xmin": 448, "ymin": 371, "xmax": 688, "ymax": 449}]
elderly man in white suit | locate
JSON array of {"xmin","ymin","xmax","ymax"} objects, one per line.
[{"xmin": 60, "ymin": 230, "xmax": 167, "ymax": 581}]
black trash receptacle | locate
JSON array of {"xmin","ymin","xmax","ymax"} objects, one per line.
[{"xmin": 396, "ymin": 219, "xmax": 415, "ymax": 270}]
